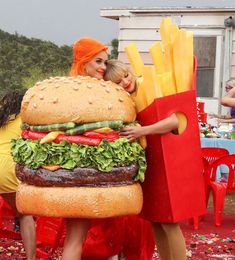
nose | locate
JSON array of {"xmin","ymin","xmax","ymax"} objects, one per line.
[
  {"xmin": 122, "ymin": 78, "xmax": 129, "ymax": 86},
  {"xmin": 101, "ymin": 62, "xmax": 106, "ymax": 70}
]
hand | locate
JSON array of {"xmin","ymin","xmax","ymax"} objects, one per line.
[{"xmin": 120, "ymin": 126, "xmax": 144, "ymax": 142}]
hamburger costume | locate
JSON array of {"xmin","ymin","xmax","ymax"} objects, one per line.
[{"xmin": 12, "ymin": 76, "xmax": 145, "ymax": 218}]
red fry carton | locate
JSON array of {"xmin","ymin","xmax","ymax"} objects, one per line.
[{"xmin": 137, "ymin": 90, "xmax": 206, "ymax": 222}]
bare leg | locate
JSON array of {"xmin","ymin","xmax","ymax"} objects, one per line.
[
  {"xmin": 20, "ymin": 215, "xmax": 36, "ymax": 260},
  {"xmin": 62, "ymin": 218, "xmax": 89, "ymax": 260},
  {"xmin": 152, "ymin": 222, "xmax": 172, "ymax": 260},
  {"xmin": 161, "ymin": 223, "xmax": 186, "ymax": 260},
  {"xmin": 2, "ymin": 192, "xmax": 36, "ymax": 260}
]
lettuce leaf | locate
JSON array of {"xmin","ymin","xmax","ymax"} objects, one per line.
[{"xmin": 11, "ymin": 138, "xmax": 146, "ymax": 182}]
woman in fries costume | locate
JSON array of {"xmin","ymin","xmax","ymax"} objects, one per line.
[{"xmin": 117, "ymin": 18, "xmax": 206, "ymax": 260}]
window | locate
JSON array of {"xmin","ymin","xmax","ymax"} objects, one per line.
[{"xmin": 194, "ymin": 37, "xmax": 217, "ymax": 97}]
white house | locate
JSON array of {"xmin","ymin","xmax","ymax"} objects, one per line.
[{"xmin": 100, "ymin": 7, "xmax": 235, "ymax": 115}]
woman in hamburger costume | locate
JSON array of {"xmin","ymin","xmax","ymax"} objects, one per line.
[
  {"xmin": 12, "ymin": 38, "xmax": 148, "ymax": 260},
  {"xmin": 69, "ymin": 38, "xmax": 154, "ymax": 260}
]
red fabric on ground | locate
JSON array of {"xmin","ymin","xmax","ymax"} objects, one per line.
[
  {"xmin": 82, "ymin": 216, "xmax": 155, "ymax": 260},
  {"xmin": 0, "ymin": 211, "xmax": 234, "ymax": 259}
]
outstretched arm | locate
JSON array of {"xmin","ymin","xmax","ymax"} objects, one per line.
[
  {"xmin": 120, "ymin": 114, "xmax": 179, "ymax": 141},
  {"xmin": 217, "ymin": 117, "xmax": 235, "ymax": 123}
]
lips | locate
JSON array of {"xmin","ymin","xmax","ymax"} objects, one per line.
[
  {"xmin": 124, "ymin": 83, "xmax": 132, "ymax": 91},
  {"xmin": 97, "ymin": 70, "xmax": 105, "ymax": 77}
]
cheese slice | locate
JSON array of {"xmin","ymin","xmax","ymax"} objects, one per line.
[
  {"xmin": 40, "ymin": 131, "xmax": 64, "ymax": 144},
  {"xmin": 124, "ymin": 43, "xmax": 144, "ymax": 77},
  {"xmin": 42, "ymin": 165, "xmax": 61, "ymax": 171}
]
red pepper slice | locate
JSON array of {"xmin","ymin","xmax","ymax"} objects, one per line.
[
  {"xmin": 22, "ymin": 130, "xmax": 104, "ymax": 146},
  {"xmin": 83, "ymin": 131, "xmax": 108, "ymax": 139},
  {"xmin": 83, "ymin": 130, "xmax": 120, "ymax": 141},
  {"xmin": 106, "ymin": 131, "xmax": 120, "ymax": 139},
  {"xmin": 55, "ymin": 134, "xmax": 101, "ymax": 146},
  {"xmin": 21, "ymin": 130, "xmax": 47, "ymax": 140}
]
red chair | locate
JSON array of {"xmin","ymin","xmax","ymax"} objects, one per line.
[
  {"xmin": 191, "ymin": 147, "xmax": 229, "ymax": 229},
  {"xmin": 201, "ymin": 147, "xmax": 229, "ymax": 206},
  {"xmin": 202, "ymin": 147, "xmax": 229, "ymax": 163},
  {"xmin": 205, "ymin": 154, "xmax": 235, "ymax": 226},
  {"xmin": 0, "ymin": 196, "xmax": 21, "ymax": 239}
]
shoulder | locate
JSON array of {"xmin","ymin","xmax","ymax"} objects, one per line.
[{"xmin": 6, "ymin": 115, "xmax": 22, "ymax": 136}]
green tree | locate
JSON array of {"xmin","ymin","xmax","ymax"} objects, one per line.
[
  {"xmin": 0, "ymin": 29, "xmax": 72, "ymax": 97},
  {"xmin": 109, "ymin": 38, "xmax": 119, "ymax": 59}
]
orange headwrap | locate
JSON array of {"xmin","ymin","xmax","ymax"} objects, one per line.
[{"xmin": 70, "ymin": 37, "xmax": 108, "ymax": 76}]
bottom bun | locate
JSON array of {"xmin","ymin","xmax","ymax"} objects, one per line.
[{"xmin": 16, "ymin": 183, "xmax": 143, "ymax": 218}]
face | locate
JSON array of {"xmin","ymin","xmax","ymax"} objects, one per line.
[
  {"xmin": 84, "ymin": 51, "xmax": 108, "ymax": 79},
  {"xmin": 225, "ymin": 84, "xmax": 233, "ymax": 92},
  {"xmin": 114, "ymin": 71, "xmax": 136, "ymax": 93}
]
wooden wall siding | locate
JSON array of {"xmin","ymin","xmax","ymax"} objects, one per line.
[
  {"xmin": 118, "ymin": 40, "xmax": 161, "ymax": 52},
  {"xmin": 118, "ymin": 14, "xmax": 228, "ymax": 29},
  {"xmin": 118, "ymin": 52, "xmax": 153, "ymax": 64},
  {"xmin": 179, "ymin": 14, "xmax": 227, "ymax": 27},
  {"xmin": 119, "ymin": 16, "xmax": 166, "ymax": 29},
  {"xmin": 119, "ymin": 28, "xmax": 160, "ymax": 41}
]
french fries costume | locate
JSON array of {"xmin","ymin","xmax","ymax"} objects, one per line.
[{"xmin": 125, "ymin": 18, "xmax": 206, "ymax": 222}]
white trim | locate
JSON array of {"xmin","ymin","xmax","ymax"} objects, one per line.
[{"xmin": 214, "ymin": 35, "xmax": 223, "ymax": 98}]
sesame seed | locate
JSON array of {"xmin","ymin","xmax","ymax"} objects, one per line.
[
  {"xmin": 100, "ymin": 82, "xmax": 106, "ymax": 87},
  {"xmin": 53, "ymin": 98, "xmax": 58, "ymax": 104},
  {"xmin": 40, "ymin": 86, "xmax": 46, "ymax": 90}
]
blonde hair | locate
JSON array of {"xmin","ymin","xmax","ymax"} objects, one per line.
[
  {"xmin": 226, "ymin": 79, "xmax": 235, "ymax": 88},
  {"xmin": 104, "ymin": 59, "xmax": 135, "ymax": 83}
]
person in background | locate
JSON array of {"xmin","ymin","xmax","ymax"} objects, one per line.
[
  {"xmin": 104, "ymin": 59, "xmax": 187, "ymax": 260},
  {"xmin": 0, "ymin": 90, "xmax": 36, "ymax": 260},
  {"xmin": 209, "ymin": 79, "xmax": 235, "ymax": 124},
  {"xmin": 219, "ymin": 79, "xmax": 235, "ymax": 124}
]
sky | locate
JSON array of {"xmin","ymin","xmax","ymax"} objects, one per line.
[{"xmin": 0, "ymin": 0, "xmax": 235, "ymax": 46}]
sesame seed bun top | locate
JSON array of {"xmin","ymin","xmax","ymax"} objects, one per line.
[{"xmin": 21, "ymin": 76, "xmax": 136, "ymax": 125}]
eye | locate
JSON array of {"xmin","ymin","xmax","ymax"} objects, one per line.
[
  {"xmin": 115, "ymin": 79, "xmax": 122, "ymax": 84},
  {"xmin": 124, "ymin": 73, "xmax": 129, "ymax": 78},
  {"xmin": 95, "ymin": 59, "xmax": 102, "ymax": 64}
]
